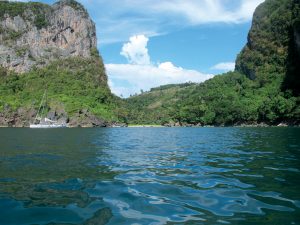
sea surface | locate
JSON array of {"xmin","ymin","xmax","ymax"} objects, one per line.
[{"xmin": 0, "ymin": 127, "xmax": 299, "ymax": 225}]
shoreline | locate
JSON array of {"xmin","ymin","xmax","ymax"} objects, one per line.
[
  {"xmin": 0, "ymin": 123, "xmax": 299, "ymax": 128},
  {"xmin": 127, "ymin": 125, "xmax": 164, "ymax": 128}
]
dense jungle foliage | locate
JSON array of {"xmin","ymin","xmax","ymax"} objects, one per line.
[{"xmin": 126, "ymin": 72, "xmax": 299, "ymax": 125}]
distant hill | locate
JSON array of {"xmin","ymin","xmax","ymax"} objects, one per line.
[
  {"xmin": 0, "ymin": 0, "xmax": 120, "ymax": 127},
  {"xmin": 126, "ymin": 0, "xmax": 300, "ymax": 126}
]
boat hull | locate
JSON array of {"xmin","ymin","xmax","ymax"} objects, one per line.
[{"xmin": 29, "ymin": 124, "xmax": 67, "ymax": 128}]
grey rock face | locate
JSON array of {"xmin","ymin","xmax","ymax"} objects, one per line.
[
  {"xmin": 0, "ymin": 105, "xmax": 37, "ymax": 127},
  {"xmin": 0, "ymin": 0, "xmax": 96, "ymax": 73},
  {"xmin": 68, "ymin": 109, "xmax": 107, "ymax": 127}
]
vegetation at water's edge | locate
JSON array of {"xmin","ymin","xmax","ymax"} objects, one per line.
[{"xmin": 0, "ymin": 56, "xmax": 121, "ymax": 122}]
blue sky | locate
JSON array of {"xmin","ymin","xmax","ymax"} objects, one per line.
[{"xmin": 15, "ymin": 0, "xmax": 265, "ymax": 97}]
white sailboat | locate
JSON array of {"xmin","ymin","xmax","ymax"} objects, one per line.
[{"xmin": 30, "ymin": 90, "xmax": 67, "ymax": 128}]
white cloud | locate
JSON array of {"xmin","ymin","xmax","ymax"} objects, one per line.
[
  {"xmin": 120, "ymin": 35, "xmax": 151, "ymax": 65},
  {"xmin": 150, "ymin": 0, "xmax": 265, "ymax": 24},
  {"xmin": 211, "ymin": 62, "xmax": 235, "ymax": 72},
  {"xmin": 106, "ymin": 63, "xmax": 213, "ymax": 97},
  {"xmin": 77, "ymin": 0, "xmax": 265, "ymax": 45},
  {"xmin": 106, "ymin": 34, "xmax": 213, "ymax": 97}
]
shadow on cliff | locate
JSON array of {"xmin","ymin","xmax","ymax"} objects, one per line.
[{"xmin": 282, "ymin": 17, "xmax": 300, "ymax": 95}]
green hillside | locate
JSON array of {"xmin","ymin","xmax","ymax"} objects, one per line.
[
  {"xmin": 126, "ymin": 0, "xmax": 300, "ymax": 126},
  {"xmin": 0, "ymin": 55, "xmax": 121, "ymax": 125}
]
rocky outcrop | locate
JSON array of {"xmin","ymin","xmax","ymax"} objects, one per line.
[
  {"xmin": 0, "ymin": 0, "xmax": 96, "ymax": 73},
  {"xmin": 0, "ymin": 105, "xmax": 36, "ymax": 127},
  {"xmin": 68, "ymin": 109, "xmax": 108, "ymax": 127},
  {"xmin": 0, "ymin": 106, "xmax": 109, "ymax": 127}
]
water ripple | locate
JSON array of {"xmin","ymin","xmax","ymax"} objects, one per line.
[{"xmin": 0, "ymin": 127, "xmax": 299, "ymax": 224}]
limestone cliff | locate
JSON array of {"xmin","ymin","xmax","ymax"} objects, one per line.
[
  {"xmin": 0, "ymin": 0, "xmax": 118, "ymax": 127},
  {"xmin": 0, "ymin": 0, "xmax": 96, "ymax": 73}
]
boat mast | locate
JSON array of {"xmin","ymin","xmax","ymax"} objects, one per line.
[
  {"xmin": 34, "ymin": 89, "xmax": 47, "ymax": 123},
  {"xmin": 40, "ymin": 88, "xmax": 47, "ymax": 120}
]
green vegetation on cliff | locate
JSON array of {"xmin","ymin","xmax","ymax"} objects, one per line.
[
  {"xmin": 125, "ymin": 0, "xmax": 300, "ymax": 126},
  {"xmin": 236, "ymin": 0, "xmax": 300, "ymax": 93},
  {"xmin": 0, "ymin": 55, "xmax": 119, "ymax": 122}
]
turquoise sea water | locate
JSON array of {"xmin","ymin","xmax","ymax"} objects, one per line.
[{"xmin": 0, "ymin": 127, "xmax": 299, "ymax": 225}]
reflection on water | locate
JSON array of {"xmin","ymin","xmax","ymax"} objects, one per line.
[{"xmin": 0, "ymin": 127, "xmax": 299, "ymax": 225}]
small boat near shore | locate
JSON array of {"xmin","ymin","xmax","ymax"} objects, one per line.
[
  {"xmin": 30, "ymin": 118, "xmax": 66, "ymax": 128},
  {"xmin": 30, "ymin": 124, "xmax": 66, "ymax": 128},
  {"xmin": 30, "ymin": 90, "xmax": 67, "ymax": 128}
]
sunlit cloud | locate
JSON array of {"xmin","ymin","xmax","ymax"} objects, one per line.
[
  {"xmin": 107, "ymin": 63, "xmax": 213, "ymax": 98},
  {"xmin": 211, "ymin": 62, "xmax": 235, "ymax": 72},
  {"xmin": 121, "ymin": 35, "xmax": 151, "ymax": 65},
  {"xmin": 106, "ymin": 34, "xmax": 213, "ymax": 97}
]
